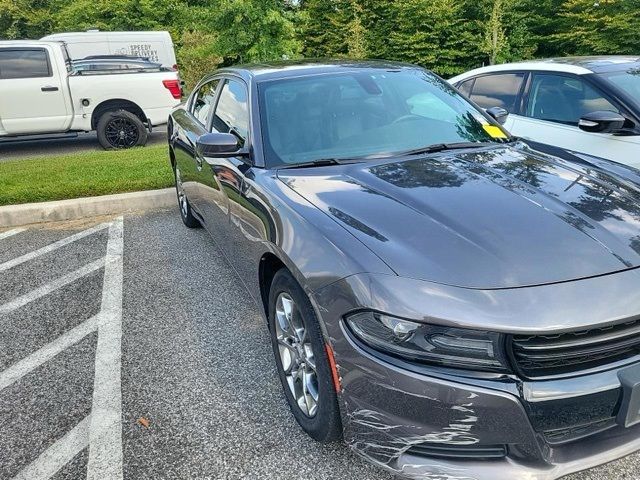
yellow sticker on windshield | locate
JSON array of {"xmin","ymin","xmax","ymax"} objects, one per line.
[{"xmin": 483, "ymin": 125, "xmax": 508, "ymax": 139}]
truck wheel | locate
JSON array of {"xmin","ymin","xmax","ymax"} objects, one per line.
[{"xmin": 97, "ymin": 110, "xmax": 148, "ymax": 149}]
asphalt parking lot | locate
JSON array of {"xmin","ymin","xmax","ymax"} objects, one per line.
[
  {"xmin": 0, "ymin": 131, "xmax": 166, "ymax": 161},
  {"xmin": 1, "ymin": 208, "xmax": 639, "ymax": 480}
]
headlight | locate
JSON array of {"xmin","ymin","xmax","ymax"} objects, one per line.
[{"xmin": 345, "ymin": 311, "xmax": 510, "ymax": 372}]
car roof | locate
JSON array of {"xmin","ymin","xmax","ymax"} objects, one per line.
[
  {"xmin": 210, "ymin": 59, "xmax": 422, "ymax": 83},
  {"xmin": 450, "ymin": 56, "xmax": 640, "ymax": 82}
]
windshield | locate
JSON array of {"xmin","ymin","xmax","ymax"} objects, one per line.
[
  {"xmin": 257, "ymin": 69, "xmax": 509, "ymax": 167},
  {"xmin": 599, "ymin": 68, "xmax": 640, "ymax": 99}
]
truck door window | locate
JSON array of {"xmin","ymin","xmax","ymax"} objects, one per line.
[{"xmin": 0, "ymin": 49, "xmax": 51, "ymax": 79}]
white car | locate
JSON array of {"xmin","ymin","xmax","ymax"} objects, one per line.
[
  {"xmin": 41, "ymin": 30, "xmax": 178, "ymax": 71},
  {"xmin": 449, "ymin": 57, "xmax": 640, "ymax": 168},
  {"xmin": 0, "ymin": 40, "xmax": 181, "ymax": 149}
]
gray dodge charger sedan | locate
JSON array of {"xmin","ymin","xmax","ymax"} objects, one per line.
[{"xmin": 167, "ymin": 61, "xmax": 640, "ymax": 479}]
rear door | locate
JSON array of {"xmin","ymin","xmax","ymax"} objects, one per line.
[
  {"xmin": 459, "ymin": 72, "xmax": 527, "ymax": 132},
  {"xmin": 0, "ymin": 46, "xmax": 69, "ymax": 134}
]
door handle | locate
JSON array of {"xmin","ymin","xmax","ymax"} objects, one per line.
[{"xmin": 41, "ymin": 86, "xmax": 59, "ymax": 92}]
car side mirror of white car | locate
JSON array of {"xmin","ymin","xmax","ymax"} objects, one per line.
[
  {"xmin": 486, "ymin": 107, "xmax": 509, "ymax": 125},
  {"xmin": 578, "ymin": 111, "xmax": 626, "ymax": 134}
]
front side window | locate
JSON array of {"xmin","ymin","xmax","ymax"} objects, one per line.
[
  {"xmin": 212, "ymin": 79, "xmax": 249, "ymax": 145},
  {"xmin": 526, "ymin": 73, "xmax": 619, "ymax": 125},
  {"xmin": 191, "ymin": 79, "xmax": 220, "ymax": 126},
  {"xmin": 258, "ymin": 69, "xmax": 509, "ymax": 167},
  {"xmin": 468, "ymin": 73, "xmax": 525, "ymax": 112},
  {"xmin": 0, "ymin": 49, "xmax": 50, "ymax": 79}
]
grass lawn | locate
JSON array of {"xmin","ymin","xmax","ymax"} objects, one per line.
[{"xmin": 0, "ymin": 144, "xmax": 174, "ymax": 206}]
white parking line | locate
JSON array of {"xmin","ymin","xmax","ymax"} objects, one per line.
[
  {"xmin": 0, "ymin": 314, "xmax": 100, "ymax": 392},
  {"xmin": 12, "ymin": 416, "xmax": 90, "ymax": 480},
  {"xmin": 0, "ymin": 222, "xmax": 109, "ymax": 273},
  {"xmin": 0, "ymin": 258, "xmax": 106, "ymax": 315},
  {"xmin": 0, "ymin": 228, "xmax": 26, "ymax": 241},
  {"xmin": 0, "ymin": 216, "xmax": 125, "ymax": 480},
  {"xmin": 87, "ymin": 216, "xmax": 124, "ymax": 480}
]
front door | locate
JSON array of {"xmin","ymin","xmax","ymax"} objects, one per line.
[
  {"xmin": 173, "ymin": 78, "xmax": 222, "ymax": 218},
  {"xmin": 510, "ymin": 72, "xmax": 640, "ymax": 167},
  {"xmin": 0, "ymin": 47, "xmax": 69, "ymax": 134},
  {"xmin": 198, "ymin": 78, "xmax": 254, "ymax": 257}
]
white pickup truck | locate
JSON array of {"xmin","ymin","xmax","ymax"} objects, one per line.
[{"xmin": 0, "ymin": 41, "xmax": 181, "ymax": 149}]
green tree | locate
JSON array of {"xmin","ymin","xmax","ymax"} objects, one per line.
[
  {"xmin": 387, "ymin": 0, "xmax": 478, "ymax": 76},
  {"xmin": 300, "ymin": 0, "xmax": 352, "ymax": 58},
  {"xmin": 476, "ymin": 0, "xmax": 538, "ymax": 66},
  {"xmin": 176, "ymin": 30, "xmax": 222, "ymax": 90},
  {"xmin": 54, "ymin": 0, "xmax": 184, "ymax": 34},
  {"xmin": 553, "ymin": 0, "xmax": 640, "ymax": 55},
  {"xmin": 210, "ymin": 0, "xmax": 302, "ymax": 65},
  {"xmin": 0, "ymin": 0, "xmax": 59, "ymax": 39}
]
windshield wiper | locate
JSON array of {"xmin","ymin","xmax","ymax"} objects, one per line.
[
  {"xmin": 397, "ymin": 142, "xmax": 491, "ymax": 157},
  {"xmin": 276, "ymin": 157, "xmax": 364, "ymax": 170}
]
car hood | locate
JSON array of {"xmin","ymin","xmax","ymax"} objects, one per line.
[{"xmin": 277, "ymin": 144, "xmax": 640, "ymax": 289}]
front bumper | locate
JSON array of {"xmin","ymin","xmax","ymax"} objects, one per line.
[{"xmin": 313, "ymin": 272, "xmax": 640, "ymax": 480}]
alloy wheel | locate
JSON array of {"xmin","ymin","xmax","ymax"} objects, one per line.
[
  {"xmin": 105, "ymin": 117, "xmax": 140, "ymax": 148},
  {"xmin": 275, "ymin": 292, "xmax": 319, "ymax": 417}
]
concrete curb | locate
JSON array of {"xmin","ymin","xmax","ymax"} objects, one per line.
[{"xmin": 0, "ymin": 188, "xmax": 175, "ymax": 227}]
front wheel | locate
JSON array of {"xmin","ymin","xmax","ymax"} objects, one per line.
[
  {"xmin": 97, "ymin": 110, "xmax": 148, "ymax": 149},
  {"xmin": 268, "ymin": 269, "xmax": 342, "ymax": 442}
]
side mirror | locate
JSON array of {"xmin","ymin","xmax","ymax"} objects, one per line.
[
  {"xmin": 578, "ymin": 111, "xmax": 626, "ymax": 134},
  {"xmin": 486, "ymin": 106, "xmax": 509, "ymax": 125},
  {"xmin": 196, "ymin": 132, "xmax": 248, "ymax": 158}
]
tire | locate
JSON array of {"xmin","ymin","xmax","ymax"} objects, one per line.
[
  {"xmin": 268, "ymin": 268, "xmax": 342, "ymax": 443},
  {"xmin": 96, "ymin": 109, "xmax": 148, "ymax": 149},
  {"xmin": 174, "ymin": 167, "xmax": 201, "ymax": 228}
]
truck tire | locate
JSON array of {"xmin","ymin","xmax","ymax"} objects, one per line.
[{"xmin": 96, "ymin": 109, "xmax": 148, "ymax": 149}]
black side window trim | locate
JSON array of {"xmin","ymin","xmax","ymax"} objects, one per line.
[{"xmin": 0, "ymin": 47, "xmax": 52, "ymax": 79}]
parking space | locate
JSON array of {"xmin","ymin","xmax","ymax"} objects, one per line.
[{"xmin": 0, "ymin": 208, "xmax": 638, "ymax": 479}]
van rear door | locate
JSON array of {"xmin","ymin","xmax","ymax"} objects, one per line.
[{"xmin": 0, "ymin": 45, "xmax": 70, "ymax": 134}]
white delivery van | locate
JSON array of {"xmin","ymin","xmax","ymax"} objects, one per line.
[{"xmin": 41, "ymin": 30, "xmax": 178, "ymax": 70}]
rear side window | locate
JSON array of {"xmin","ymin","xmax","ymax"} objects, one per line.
[
  {"xmin": 191, "ymin": 79, "xmax": 220, "ymax": 126},
  {"xmin": 526, "ymin": 73, "xmax": 619, "ymax": 126},
  {"xmin": 457, "ymin": 78, "xmax": 474, "ymax": 97},
  {"xmin": 212, "ymin": 79, "xmax": 249, "ymax": 145},
  {"xmin": 0, "ymin": 49, "xmax": 51, "ymax": 79},
  {"xmin": 468, "ymin": 73, "xmax": 525, "ymax": 112}
]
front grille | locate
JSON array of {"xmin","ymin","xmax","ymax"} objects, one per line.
[
  {"xmin": 510, "ymin": 319, "xmax": 640, "ymax": 378},
  {"xmin": 406, "ymin": 443, "xmax": 507, "ymax": 460}
]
